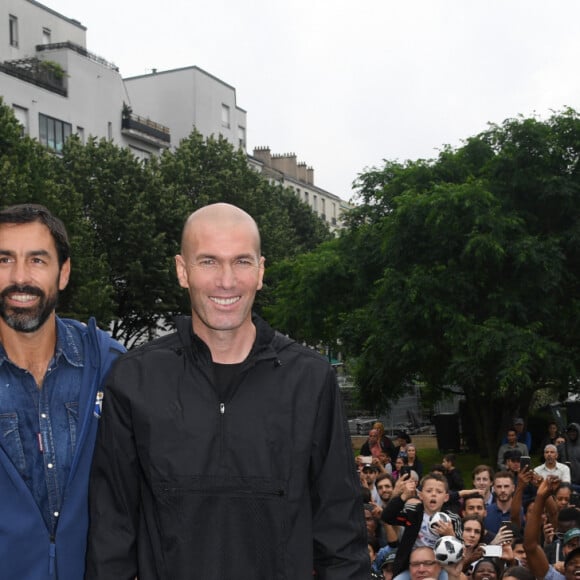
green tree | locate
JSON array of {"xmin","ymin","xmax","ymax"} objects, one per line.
[
  {"xmin": 267, "ymin": 109, "xmax": 580, "ymax": 457},
  {"xmin": 59, "ymin": 136, "xmax": 180, "ymax": 347},
  {"xmin": 0, "ymin": 100, "xmax": 109, "ymax": 324}
]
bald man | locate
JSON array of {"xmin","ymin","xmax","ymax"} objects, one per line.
[{"xmin": 86, "ymin": 204, "xmax": 369, "ymax": 579}]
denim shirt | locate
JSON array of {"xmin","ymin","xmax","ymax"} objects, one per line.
[{"xmin": 0, "ymin": 318, "xmax": 84, "ymax": 536}]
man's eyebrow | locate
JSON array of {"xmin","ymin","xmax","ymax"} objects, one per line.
[{"xmin": 0, "ymin": 249, "xmax": 51, "ymax": 257}]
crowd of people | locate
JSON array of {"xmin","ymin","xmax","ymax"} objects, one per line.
[{"xmin": 357, "ymin": 418, "xmax": 580, "ymax": 580}]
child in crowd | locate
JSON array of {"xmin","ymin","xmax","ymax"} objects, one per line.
[{"xmin": 381, "ymin": 472, "xmax": 462, "ymax": 577}]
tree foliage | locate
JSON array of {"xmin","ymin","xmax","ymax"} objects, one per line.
[
  {"xmin": 267, "ymin": 109, "xmax": 580, "ymax": 456},
  {"xmin": 0, "ymin": 99, "xmax": 330, "ymax": 347}
]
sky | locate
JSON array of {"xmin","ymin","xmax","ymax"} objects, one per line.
[{"xmin": 45, "ymin": 0, "xmax": 580, "ymax": 201}]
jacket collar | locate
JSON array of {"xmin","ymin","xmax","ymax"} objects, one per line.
[{"xmin": 174, "ymin": 313, "xmax": 279, "ymax": 365}]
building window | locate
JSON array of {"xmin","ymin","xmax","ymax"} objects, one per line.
[
  {"xmin": 9, "ymin": 15, "xmax": 19, "ymax": 47},
  {"xmin": 107, "ymin": 121, "xmax": 113, "ymax": 140},
  {"xmin": 129, "ymin": 145, "xmax": 151, "ymax": 161},
  {"xmin": 39, "ymin": 113, "xmax": 72, "ymax": 152},
  {"xmin": 12, "ymin": 105, "xmax": 29, "ymax": 135},
  {"xmin": 221, "ymin": 104, "xmax": 230, "ymax": 128},
  {"xmin": 321, "ymin": 198, "xmax": 326, "ymax": 220},
  {"xmin": 76, "ymin": 126, "xmax": 85, "ymax": 143},
  {"xmin": 42, "ymin": 27, "xmax": 51, "ymax": 44},
  {"xmin": 304, "ymin": 191, "xmax": 309, "ymax": 204},
  {"xmin": 238, "ymin": 125, "xmax": 245, "ymax": 149},
  {"xmin": 313, "ymin": 195, "xmax": 318, "ymax": 212}
]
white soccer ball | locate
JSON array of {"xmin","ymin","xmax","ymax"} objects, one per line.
[
  {"xmin": 428, "ymin": 511, "xmax": 452, "ymax": 534},
  {"xmin": 434, "ymin": 535, "xmax": 464, "ymax": 564}
]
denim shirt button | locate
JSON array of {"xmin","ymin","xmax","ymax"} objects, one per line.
[
  {"xmin": 47, "ymin": 463, "xmax": 54, "ymax": 469},
  {"xmin": 41, "ymin": 413, "xmax": 47, "ymax": 418},
  {"xmin": 53, "ymin": 511, "xmax": 59, "ymax": 517}
]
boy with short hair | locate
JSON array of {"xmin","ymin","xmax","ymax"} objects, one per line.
[{"xmin": 381, "ymin": 472, "xmax": 462, "ymax": 576}]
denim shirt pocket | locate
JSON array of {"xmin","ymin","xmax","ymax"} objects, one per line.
[
  {"xmin": 0, "ymin": 412, "xmax": 26, "ymax": 476},
  {"xmin": 65, "ymin": 401, "xmax": 79, "ymax": 457}
]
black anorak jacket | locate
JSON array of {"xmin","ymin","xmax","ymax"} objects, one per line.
[{"xmin": 86, "ymin": 315, "xmax": 368, "ymax": 579}]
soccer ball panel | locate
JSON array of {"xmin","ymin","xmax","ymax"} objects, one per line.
[{"xmin": 433, "ymin": 535, "xmax": 464, "ymax": 564}]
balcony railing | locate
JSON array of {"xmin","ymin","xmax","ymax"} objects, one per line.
[
  {"xmin": 36, "ymin": 42, "xmax": 119, "ymax": 72},
  {"xmin": 121, "ymin": 111, "xmax": 171, "ymax": 144},
  {"xmin": 0, "ymin": 57, "xmax": 66, "ymax": 96}
]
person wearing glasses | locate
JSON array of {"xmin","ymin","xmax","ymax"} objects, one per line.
[{"xmin": 408, "ymin": 547, "xmax": 443, "ymax": 580}]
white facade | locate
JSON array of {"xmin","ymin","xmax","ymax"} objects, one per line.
[
  {"xmin": 124, "ymin": 67, "xmax": 247, "ymax": 151},
  {"xmin": 1, "ymin": 0, "xmax": 170, "ymax": 155},
  {"xmin": 1, "ymin": 0, "xmax": 348, "ymax": 227}
]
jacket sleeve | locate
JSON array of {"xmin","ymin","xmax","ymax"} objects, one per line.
[
  {"xmin": 309, "ymin": 367, "xmax": 369, "ymax": 579},
  {"xmin": 85, "ymin": 357, "xmax": 140, "ymax": 580},
  {"xmin": 380, "ymin": 494, "xmax": 408, "ymax": 525}
]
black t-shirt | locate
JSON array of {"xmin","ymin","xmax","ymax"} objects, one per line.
[{"xmin": 212, "ymin": 361, "xmax": 244, "ymax": 401}]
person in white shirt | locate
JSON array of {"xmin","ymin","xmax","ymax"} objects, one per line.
[{"xmin": 534, "ymin": 444, "xmax": 571, "ymax": 483}]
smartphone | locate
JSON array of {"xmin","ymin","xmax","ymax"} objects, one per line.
[
  {"xmin": 501, "ymin": 520, "xmax": 513, "ymax": 529},
  {"xmin": 400, "ymin": 466, "xmax": 412, "ymax": 477},
  {"xmin": 520, "ymin": 456, "xmax": 531, "ymax": 469},
  {"xmin": 484, "ymin": 545, "xmax": 502, "ymax": 557}
]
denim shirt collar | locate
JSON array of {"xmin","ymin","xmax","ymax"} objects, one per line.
[{"xmin": 0, "ymin": 316, "xmax": 85, "ymax": 368}]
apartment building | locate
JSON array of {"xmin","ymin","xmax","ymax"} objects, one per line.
[
  {"xmin": 1, "ymin": 0, "xmax": 349, "ymax": 228},
  {"xmin": 250, "ymin": 148, "xmax": 350, "ymax": 231},
  {"xmin": 1, "ymin": 0, "xmax": 171, "ymax": 157},
  {"xmin": 124, "ymin": 67, "xmax": 246, "ymax": 152}
]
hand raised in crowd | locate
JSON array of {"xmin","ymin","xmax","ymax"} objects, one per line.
[
  {"xmin": 371, "ymin": 456, "xmax": 386, "ymax": 473},
  {"xmin": 554, "ymin": 560, "xmax": 565, "ymax": 574},
  {"xmin": 516, "ymin": 465, "xmax": 534, "ymax": 488},
  {"xmin": 543, "ymin": 522, "xmax": 555, "ymax": 545},
  {"xmin": 370, "ymin": 501, "xmax": 383, "ymax": 520},
  {"xmin": 500, "ymin": 541, "xmax": 515, "ymax": 563},
  {"xmin": 490, "ymin": 525, "xmax": 514, "ymax": 546},
  {"xmin": 394, "ymin": 473, "xmax": 417, "ymax": 501},
  {"xmin": 359, "ymin": 470, "xmax": 369, "ymax": 489},
  {"xmin": 537, "ymin": 474, "xmax": 561, "ymax": 498},
  {"xmin": 462, "ymin": 544, "xmax": 485, "ymax": 571}
]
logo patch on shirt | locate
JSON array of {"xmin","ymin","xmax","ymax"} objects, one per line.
[{"xmin": 94, "ymin": 390, "xmax": 104, "ymax": 418}]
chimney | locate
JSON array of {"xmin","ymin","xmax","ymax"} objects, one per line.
[
  {"xmin": 297, "ymin": 162, "xmax": 308, "ymax": 183},
  {"xmin": 252, "ymin": 146, "xmax": 272, "ymax": 167},
  {"xmin": 271, "ymin": 153, "xmax": 297, "ymax": 178},
  {"xmin": 307, "ymin": 166, "xmax": 314, "ymax": 185}
]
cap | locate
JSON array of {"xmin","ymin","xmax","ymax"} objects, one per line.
[
  {"xmin": 381, "ymin": 551, "xmax": 397, "ymax": 569},
  {"xmin": 563, "ymin": 528, "xmax": 580, "ymax": 546},
  {"xmin": 362, "ymin": 464, "xmax": 376, "ymax": 472},
  {"xmin": 567, "ymin": 424, "xmax": 579, "ymax": 432},
  {"xmin": 504, "ymin": 449, "xmax": 522, "ymax": 461},
  {"xmin": 513, "ymin": 418, "xmax": 524, "ymax": 425}
]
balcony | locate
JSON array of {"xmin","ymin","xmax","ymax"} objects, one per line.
[
  {"xmin": 37, "ymin": 42, "xmax": 119, "ymax": 72},
  {"xmin": 121, "ymin": 108, "xmax": 171, "ymax": 147},
  {"xmin": 0, "ymin": 57, "xmax": 67, "ymax": 96}
]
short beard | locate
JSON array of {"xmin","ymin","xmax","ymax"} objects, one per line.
[{"xmin": 0, "ymin": 284, "xmax": 58, "ymax": 333}]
